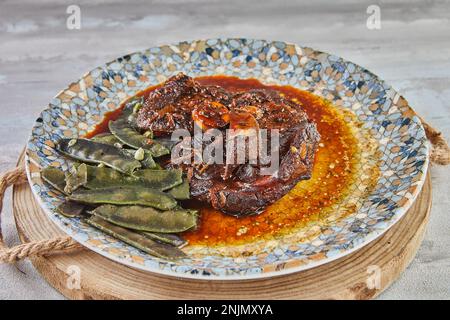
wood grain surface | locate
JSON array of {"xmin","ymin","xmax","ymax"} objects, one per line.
[{"xmin": 0, "ymin": 0, "xmax": 449, "ymax": 299}]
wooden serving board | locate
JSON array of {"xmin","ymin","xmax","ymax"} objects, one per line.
[{"xmin": 12, "ymin": 152, "xmax": 432, "ymax": 299}]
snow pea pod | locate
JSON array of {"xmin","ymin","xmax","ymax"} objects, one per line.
[
  {"xmin": 133, "ymin": 168, "xmax": 183, "ymax": 190},
  {"xmin": 66, "ymin": 163, "xmax": 122, "ymax": 192},
  {"xmin": 56, "ymin": 201, "xmax": 86, "ymax": 218},
  {"xmin": 56, "ymin": 138, "xmax": 141, "ymax": 174},
  {"xmin": 141, "ymin": 232, "xmax": 187, "ymax": 248},
  {"xmin": 64, "ymin": 164, "xmax": 85, "ymax": 193},
  {"xmin": 141, "ymin": 154, "xmax": 159, "ymax": 169},
  {"xmin": 86, "ymin": 215, "xmax": 186, "ymax": 260},
  {"xmin": 109, "ymin": 118, "xmax": 149, "ymax": 149},
  {"xmin": 90, "ymin": 134, "xmax": 157, "ymax": 169},
  {"xmin": 147, "ymin": 142, "xmax": 170, "ymax": 158},
  {"xmin": 167, "ymin": 179, "xmax": 190, "ymax": 200},
  {"xmin": 90, "ymin": 133, "xmax": 121, "ymax": 146},
  {"xmin": 109, "ymin": 119, "xmax": 169, "ymax": 157},
  {"xmin": 67, "ymin": 164, "xmax": 182, "ymax": 191},
  {"xmin": 153, "ymin": 136, "xmax": 178, "ymax": 150},
  {"xmin": 88, "ymin": 134, "xmax": 157, "ymax": 169},
  {"xmin": 41, "ymin": 167, "xmax": 66, "ymax": 193},
  {"xmin": 68, "ymin": 187, "xmax": 177, "ymax": 210},
  {"xmin": 121, "ymin": 148, "xmax": 157, "ymax": 169},
  {"xmin": 122, "ymin": 96, "xmax": 143, "ymax": 128},
  {"xmin": 91, "ymin": 204, "xmax": 198, "ymax": 233}
]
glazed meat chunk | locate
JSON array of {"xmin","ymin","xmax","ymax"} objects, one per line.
[{"xmin": 137, "ymin": 73, "xmax": 320, "ymax": 216}]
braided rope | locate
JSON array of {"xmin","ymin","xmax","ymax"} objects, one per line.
[
  {"xmin": 419, "ymin": 116, "xmax": 450, "ymax": 165},
  {"xmin": 0, "ymin": 166, "xmax": 82, "ymax": 263}
]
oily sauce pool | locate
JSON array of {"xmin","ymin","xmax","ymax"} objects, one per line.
[{"xmin": 87, "ymin": 76, "xmax": 360, "ymax": 247}]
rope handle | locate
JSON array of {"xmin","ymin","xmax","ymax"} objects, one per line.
[
  {"xmin": 0, "ymin": 117, "xmax": 448, "ymax": 264},
  {"xmin": 0, "ymin": 167, "xmax": 81, "ymax": 263},
  {"xmin": 419, "ymin": 116, "xmax": 450, "ymax": 165}
]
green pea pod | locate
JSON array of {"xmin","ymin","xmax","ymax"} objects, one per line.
[
  {"xmin": 90, "ymin": 132, "xmax": 111, "ymax": 138},
  {"xmin": 122, "ymin": 96, "xmax": 143, "ymax": 128},
  {"xmin": 141, "ymin": 153, "xmax": 158, "ymax": 169},
  {"xmin": 121, "ymin": 148, "xmax": 157, "ymax": 169},
  {"xmin": 56, "ymin": 138, "xmax": 141, "ymax": 174},
  {"xmin": 133, "ymin": 168, "xmax": 183, "ymax": 190},
  {"xmin": 90, "ymin": 135, "xmax": 157, "ymax": 169},
  {"xmin": 67, "ymin": 164, "xmax": 182, "ymax": 191},
  {"xmin": 56, "ymin": 201, "xmax": 86, "ymax": 218},
  {"xmin": 90, "ymin": 133, "xmax": 121, "ymax": 145},
  {"xmin": 167, "ymin": 179, "xmax": 190, "ymax": 200},
  {"xmin": 109, "ymin": 118, "xmax": 148, "ymax": 148},
  {"xmin": 64, "ymin": 164, "xmax": 85, "ymax": 193},
  {"xmin": 141, "ymin": 232, "xmax": 187, "ymax": 248},
  {"xmin": 65, "ymin": 163, "xmax": 107, "ymax": 193},
  {"xmin": 109, "ymin": 119, "xmax": 169, "ymax": 157},
  {"xmin": 147, "ymin": 142, "xmax": 170, "ymax": 158},
  {"xmin": 86, "ymin": 215, "xmax": 186, "ymax": 260},
  {"xmin": 152, "ymin": 136, "xmax": 178, "ymax": 151},
  {"xmin": 91, "ymin": 204, "xmax": 198, "ymax": 233},
  {"xmin": 41, "ymin": 167, "xmax": 66, "ymax": 193},
  {"xmin": 69, "ymin": 187, "xmax": 177, "ymax": 210},
  {"xmin": 141, "ymin": 156, "xmax": 162, "ymax": 170}
]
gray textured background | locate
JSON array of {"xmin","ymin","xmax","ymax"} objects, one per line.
[{"xmin": 0, "ymin": 0, "xmax": 449, "ymax": 299}]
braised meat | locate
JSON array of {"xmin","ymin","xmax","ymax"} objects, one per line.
[
  {"xmin": 137, "ymin": 73, "xmax": 231, "ymax": 135},
  {"xmin": 137, "ymin": 73, "xmax": 320, "ymax": 216}
]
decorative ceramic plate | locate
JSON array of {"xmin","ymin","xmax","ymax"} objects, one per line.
[{"xmin": 26, "ymin": 38, "xmax": 429, "ymax": 279}]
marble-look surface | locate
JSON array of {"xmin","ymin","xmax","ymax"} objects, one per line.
[{"xmin": 0, "ymin": 0, "xmax": 448, "ymax": 299}]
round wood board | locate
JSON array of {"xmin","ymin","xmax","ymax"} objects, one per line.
[{"xmin": 12, "ymin": 152, "xmax": 432, "ymax": 300}]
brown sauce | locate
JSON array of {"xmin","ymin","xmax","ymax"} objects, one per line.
[
  {"xmin": 85, "ymin": 76, "xmax": 359, "ymax": 247},
  {"xmin": 84, "ymin": 107, "xmax": 124, "ymax": 138}
]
